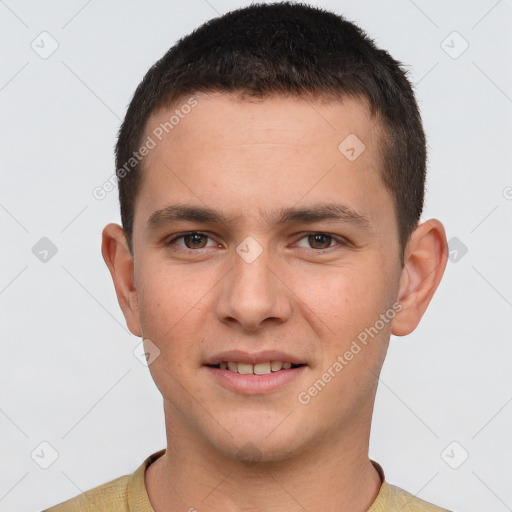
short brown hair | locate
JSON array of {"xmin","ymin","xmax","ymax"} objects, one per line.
[{"xmin": 115, "ymin": 1, "xmax": 426, "ymax": 262}]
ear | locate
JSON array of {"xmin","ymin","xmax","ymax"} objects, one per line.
[
  {"xmin": 391, "ymin": 219, "xmax": 448, "ymax": 336},
  {"xmin": 101, "ymin": 223, "xmax": 142, "ymax": 337}
]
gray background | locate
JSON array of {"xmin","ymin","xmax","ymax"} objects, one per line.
[{"xmin": 1, "ymin": 1, "xmax": 511, "ymax": 511}]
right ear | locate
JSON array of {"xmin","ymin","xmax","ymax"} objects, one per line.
[{"xmin": 101, "ymin": 223, "xmax": 142, "ymax": 337}]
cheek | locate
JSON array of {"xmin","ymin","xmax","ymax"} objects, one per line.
[
  {"xmin": 135, "ymin": 264, "xmax": 207, "ymax": 399},
  {"xmin": 294, "ymin": 258, "xmax": 397, "ymax": 384},
  {"xmin": 297, "ymin": 262, "xmax": 389, "ymax": 331},
  {"xmin": 135, "ymin": 262, "xmax": 209, "ymax": 357},
  {"xmin": 297, "ymin": 269, "xmax": 393, "ymax": 418}
]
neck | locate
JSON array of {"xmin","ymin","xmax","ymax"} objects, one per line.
[{"xmin": 145, "ymin": 403, "xmax": 382, "ymax": 512}]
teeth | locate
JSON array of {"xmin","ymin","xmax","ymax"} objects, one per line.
[
  {"xmin": 271, "ymin": 361, "xmax": 283, "ymax": 371},
  {"xmin": 220, "ymin": 361, "xmax": 297, "ymax": 374},
  {"xmin": 254, "ymin": 362, "xmax": 271, "ymax": 375},
  {"xmin": 237, "ymin": 362, "xmax": 253, "ymax": 375}
]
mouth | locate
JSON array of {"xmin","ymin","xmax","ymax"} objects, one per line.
[
  {"xmin": 204, "ymin": 352, "xmax": 307, "ymax": 394},
  {"xmin": 203, "ymin": 349, "xmax": 308, "ymax": 394},
  {"xmin": 206, "ymin": 361, "xmax": 305, "ymax": 375}
]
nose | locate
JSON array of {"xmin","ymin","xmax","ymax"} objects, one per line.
[{"xmin": 214, "ymin": 241, "xmax": 292, "ymax": 332}]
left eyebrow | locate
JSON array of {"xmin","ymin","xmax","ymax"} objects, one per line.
[
  {"xmin": 265, "ymin": 203, "xmax": 370, "ymax": 227},
  {"xmin": 145, "ymin": 202, "xmax": 371, "ymax": 232}
]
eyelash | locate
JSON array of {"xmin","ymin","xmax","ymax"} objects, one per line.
[{"xmin": 166, "ymin": 231, "xmax": 349, "ymax": 253}]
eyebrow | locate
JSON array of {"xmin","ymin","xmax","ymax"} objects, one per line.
[{"xmin": 145, "ymin": 202, "xmax": 370, "ymax": 232}]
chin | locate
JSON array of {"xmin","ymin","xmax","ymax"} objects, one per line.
[
  {"xmin": 216, "ymin": 436, "xmax": 304, "ymax": 466},
  {"xmin": 204, "ymin": 413, "xmax": 311, "ymax": 465}
]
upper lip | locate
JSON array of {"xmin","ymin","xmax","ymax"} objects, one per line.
[{"xmin": 204, "ymin": 350, "xmax": 306, "ymax": 366}]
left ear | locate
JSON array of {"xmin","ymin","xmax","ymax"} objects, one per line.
[{"xmin": 391, "ymin": 219, "xmax": 448, "ymax": 336}]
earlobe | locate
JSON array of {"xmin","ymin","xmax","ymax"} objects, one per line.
[
  {"xmin": 101, "ymin": 223, "xmax": 142, "ymax": 337},
  {"xmin": 391, "ymin": 219, "xmax": 448, "ymax": 336}
]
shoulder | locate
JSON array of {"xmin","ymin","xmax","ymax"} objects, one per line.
[
  {"xmin": 369, "ymin": 462, "xmax": 452, "ymax": 512},
  {"xmin": 43, "ymin": 473, "xmax": 131, "ymax": 512},
  {"xmin": 370, "ymin": 480, "xmax": 452, "ymax": 512},
  {"xmin": 43, "ymin": 449, "xmax": 165, "ymax": 512}
]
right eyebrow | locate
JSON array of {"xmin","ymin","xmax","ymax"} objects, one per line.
[{"xmin": 146, "ymin": 204, "xmax": 230, "ymax": 232}]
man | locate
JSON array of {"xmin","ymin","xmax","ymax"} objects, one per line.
[{"xmin": 46, "ymin": 2, "xmax": 450, "ymax": 510}]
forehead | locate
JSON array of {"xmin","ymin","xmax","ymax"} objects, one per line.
[
  {"xmin": 134, "ymin": 92, "xmax": 391, "ymax": 234},
  {"xmin": 145, "ymin": 92, "xmax": 381, "ymax": 155}
]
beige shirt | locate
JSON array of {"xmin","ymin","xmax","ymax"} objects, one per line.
[{"xmin": 44, "ymin": 450, "xmax": 451, "ymax": 511}]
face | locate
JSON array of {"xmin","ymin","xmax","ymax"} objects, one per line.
[{"xmin": 127, "ymin": 93, "xmax": 404, "ymax": 461}]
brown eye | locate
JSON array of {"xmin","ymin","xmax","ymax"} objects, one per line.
[
  {"xmin": 307, "ymin": 233, "xmax": 333, "ymax": 249},
  {"xmin": 182, "ymin": 233, "xmax": 209, "ymax": 249}
]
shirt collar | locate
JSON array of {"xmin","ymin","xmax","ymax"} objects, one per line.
[{"xmin": 129, "ymin": 451, "xmax": 389, "ymax": 511}]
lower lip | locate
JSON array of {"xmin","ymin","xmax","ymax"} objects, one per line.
[{"xmin": 204, "ymin": 365, "xmax": 307, "ymax": 395}]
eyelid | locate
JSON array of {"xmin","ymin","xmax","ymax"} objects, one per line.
[
  {"xmin": 167, "ymin": 231, "xmax": 349, "ymax": 252},
  {"xmin": 292, "ymin": 232, "xmax": 349, "ymax": 250},
  {"xmin": 167, "ymin": 231, "xmax": 218, "ymax": 249}
]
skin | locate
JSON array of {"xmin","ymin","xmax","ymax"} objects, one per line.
[{"xmin": 102, "ymin": 92, "xmax": 448, "ymax": 512}]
